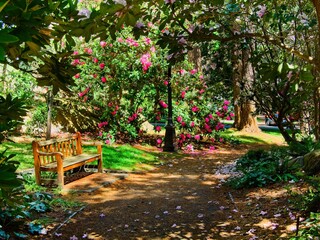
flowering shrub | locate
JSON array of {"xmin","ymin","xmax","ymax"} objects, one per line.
[{"xmin": 71, "ymin": 26, "xmax": 233, "ymax": 148}]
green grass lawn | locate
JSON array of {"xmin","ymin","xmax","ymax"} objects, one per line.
[
  {"xmin": 0, "ymin": 127, "xmax": 286, "ymax": 172},
  {"xmin": 0, "ymin": 142, "xmax": 159, "ymax": 171}
]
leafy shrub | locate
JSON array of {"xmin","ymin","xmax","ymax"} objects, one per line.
[
  {"xmin": 227, "ymin": 147, "xmax": 299, "ymax": 189},
  {"xmin": 290, "ymin": 212, "xmax": 320, "ymax": 239},
  {"xmin": 288, "ymin": 136, "xmax": 320, "ymax": 156}
]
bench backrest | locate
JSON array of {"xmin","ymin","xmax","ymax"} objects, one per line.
[{"xmin": 32, "ymin": 132, "xmax": 83, "ymax": 166}]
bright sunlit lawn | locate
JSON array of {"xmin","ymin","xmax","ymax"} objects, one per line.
[{"xmin": 0, "ymin": 142, "xmax": 160, "ymax": 171}]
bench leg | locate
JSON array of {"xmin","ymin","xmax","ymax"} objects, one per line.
[
  {"xmin": 98, "ymin": 158, "xmax": 103, "ymax": 173},
  {"xmin": 34, "ymin": 168, "xmax": 41, "ymax": 185},
  {"xmin": 56, "ymin": 157, "xmax": 64, "ymax": 187},
  {"xmin": 97, "ymin": 145, "xmax": 103, "ymax": 173}
]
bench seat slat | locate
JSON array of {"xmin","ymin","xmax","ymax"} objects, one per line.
[{"xmin": 40, "ymin": 153, "xmax": 100, "ymax": 170}]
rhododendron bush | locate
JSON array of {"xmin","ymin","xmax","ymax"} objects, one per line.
[{"xmin": 71, "ymin": 27, "xmax": 233, "ymax": 149}]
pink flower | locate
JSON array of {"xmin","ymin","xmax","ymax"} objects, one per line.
[
  {"xmin": 190, "ymin": 69, "xmax": 197, "ymax": 74},
  {"xmin": 230, "ymin": 112, "xmax": 235, "ymax": 117},
  {"xmin": 219, "ymin": 138, "xmax": 224, "ymax": 143},
  {"xmin": 84, "ymin": 48, "xmax": 93, "ymax": 54},
  {"xmin": 223, "ymin": 105, "xmax": 228, "ymax": 111},
  {"xmin": 98, "ymin": 121, "xmax": 108, "ymax": 128},
  {"xmin": 101, "ymin": 76, "xmax": 107, "ymax": 83},
  {"xmin": 191, "ymin": 106, "xmax": 199, "ymax": 112},
  {"xmin": 181, "ymin": 91, "xmax": 186, "ymax": 99},
  {"xmin": 199, "ymin": 89, "xmax": 205, "ymax": 94},
  {"xmin": 186, "ymin": 133, "xmax": 191, "ymax": 138},
  {"xmin": 180, "ymin": 134, "xmax": 186, "ymax": 141},
  {"xmin": 156, "ymin": 138, "xmax": 162, "ymax": 146},
  {"xmin": 99, "ymin": 63, "xmax": 105, "ymax": 70},
  {"xmin": 140, "ymin": 53, "xmax": 152, "ymax": 72},
  {"xmin": 93, "ymin": 73, "xmax": 98, "ymax": 78},
  {"xmin": 105, "ymin": 139, "xmax": 111, "ymax": 144},
  {"xmin": 226, "ymin": 116, "xmax": 231, "ymax": 120},
  {"xmin": 179, "ymin": 69, "xmax": 186, "ymax": 75},
  {"xmin": 73, "ymin": 51, "xmax": 79, "ymax": 55},
  {"xmin": 209, "ymin": 146, "xmax": 215, "ymax": 151},
  {"xmin": 74, "ymin": 73, "xmax": 80, "ymax": 79},
  {"xmin": 100, "ymin": 41, "xmax": 107, "ymax": 47},
  {"xmin": 194, "ymin": 134, "xmax": 201, "ymax": 141},
  {"xmin": 155, "ymin": 126, "xmax": 161, "ymax": 132},
  {"xmin": 186, "ymin": 144, "xmax": 194, "ymax": 152},
  {"xmin": 181, "ymin": 122, "xmax": 186, "ymax": 127},
  {"xmin": 72, "ymin": 59, "xmax": 80, "ymax": 66},
  {"xmin": 164, "ymin": 80, "xmax": 169, "ymax": 86},
  {"xmin": 156, "ymin": 115, "xmax": 161, "ymax": 121},
  {"xmin": 147, "ymin": 22, "xmax": 153, "ymax": 28},
  {"xmin": 204, "ymin": 123, "xmax": 212, "ymax": 133},
  {"xmin": 215, "ymin": 122, "xmax": 224, "ymax": 131},
  {"xmin": 78, "ymin": 87, "xmax": 90, "ymax": 97},
  {"xmin": 150, "ymin": 46, "xmax": 156, "ymax": 53},
  {"xmin": 205, "ymin": 117, "xmax": 210, "ymax": 123},
  {"xmin": 117, "ymin": 38, "xmax": 123, "ymax": 43},
  {"xmin": 176, "ymin": 116, "xmax": 183, "ymax": 123},
  {"xmin": 159, "ymin": 100, "xmax": 168, "ymax": 108},
  {"xmin": 126, "ymin": 38, "xmax": 139, "ymax": 47},
  {"xmin": 93, "ymin": 58, "xmax": 99, "ymax": 63},
  {"xmin": 144, "ymin": 38, "xmax": 151, "ymax": 45},
  {"xmin": 190, "ymin": 121, "xmax": 195, "ymax": 127},
  {"xmin": 199, "ymin": 75, "xmax": 204, "ymax": 79},
  {"xmin": 223, "ymin": 100, "xmax": 230, "ymax": 105}
]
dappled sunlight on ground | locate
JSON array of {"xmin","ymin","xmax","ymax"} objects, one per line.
[{"xmin": 34, "ymin": 143, "xmax": 300, "ymax": 239}]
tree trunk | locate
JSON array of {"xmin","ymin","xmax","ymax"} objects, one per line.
[
  {"xmin": 311, "ymin": 0, "xmax": 320, "ymax": 140},
  {"xmin": 232, "ymin": 43, "xmax": 260, "ymax": 132},
  {"xmin": 188, "ymin": 46, "xmax": 202, "ymax": 72},
  {"xmin": 46, "ymin": 89, "xmax": 53, "ymax": 140}
]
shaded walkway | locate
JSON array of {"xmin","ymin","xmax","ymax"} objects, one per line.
[{"xmin": 45, "ymin": 144, "xmax": 297, "ymax": 240}]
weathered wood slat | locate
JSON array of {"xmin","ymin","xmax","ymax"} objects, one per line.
[{"xmin": 32, "ymin": 132, "xmax": 103, "ymax": 187}]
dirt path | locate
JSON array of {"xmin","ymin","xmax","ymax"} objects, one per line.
[{"xmin": 44, "ymin": 144, "xmax": 298, "ymax": 240}]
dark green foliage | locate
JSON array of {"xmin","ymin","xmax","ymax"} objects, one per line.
[
  {"xmin": 0, "ymin": 94, "xmax": 28, "ymax": 142},
  {"xmin": 228, "ymin": 147, "xmax": 299, "ymax": 189},
  {"xmin": 288, "ymin": 136, "xmax": 320, "ymax": 156}
]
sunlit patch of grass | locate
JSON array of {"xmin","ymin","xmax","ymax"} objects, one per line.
[
  {"xmin": 84, "ymin": 144, "xmax": 160, "ymax": 171},
  {"xmin": 0, "ymin": 142, "xmax": 34, "ymax": 170},
  {"xmin": 220, "ymin": 128, "xmax": 285, "ymax": 145}
]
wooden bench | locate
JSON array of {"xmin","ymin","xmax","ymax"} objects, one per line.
[{"xmin": 32, "ymin": 132, "xmax": 103, "ymax": 187}]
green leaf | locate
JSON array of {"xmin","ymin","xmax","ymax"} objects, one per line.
[
  {"xmin": 105, "ymin": 3, "xmax": 124, "ymax": 15},
  {"xmin": 0, "ymin": 32, "xmax": 19, "ymax": 43},
  {"xmin": 213, "ymin": 0, "xmax": 224, "ymax": 6},
  {"xmin": 300, "ymin": 71, "xmax": 313, "ymax": 81},
  {"xmin": 124, "ymin": 13, "xmax": 136, "ymax": 26},
  {"xmin": 0, "ymin": 45, "xmax": 5, "ymax": 61},
  {"xmin": 0, "ymin": 0, "xmax": 10, "ymax": 13}
]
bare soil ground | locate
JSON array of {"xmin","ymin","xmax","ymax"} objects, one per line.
[{"xmin": 34, "ymin": 138, "xmax": 301, "ymax": 240}]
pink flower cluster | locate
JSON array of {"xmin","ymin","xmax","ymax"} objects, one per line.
[
  {"xmin": 159, "ymin": 100, "xmax": 168, "ymax": 108},
  {"xmin": 98, "ymin": 121, "xmax": 108, "ymax": 128},
  {"xmin": 155, "ymin": 126, "xmax": 161, "ymax": 132},
  {"xmin": 140, "ymin": 53, "xmax": 152, "ymax": 72},
  {"xmin": 128, "ymin": 113, "xmax": 138, "ymax": 123},
  {"xmin": 78, "ymin": 87, "xmax": 90, "ymax": 97},
  {"xmin": 126, "ymin": 38, "xmax": 139, "ymax": 47}
]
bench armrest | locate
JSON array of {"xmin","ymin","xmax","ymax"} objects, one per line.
[{"xmin": 82, "ymin": 141, "xmax": 102, "ymax": 146}]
